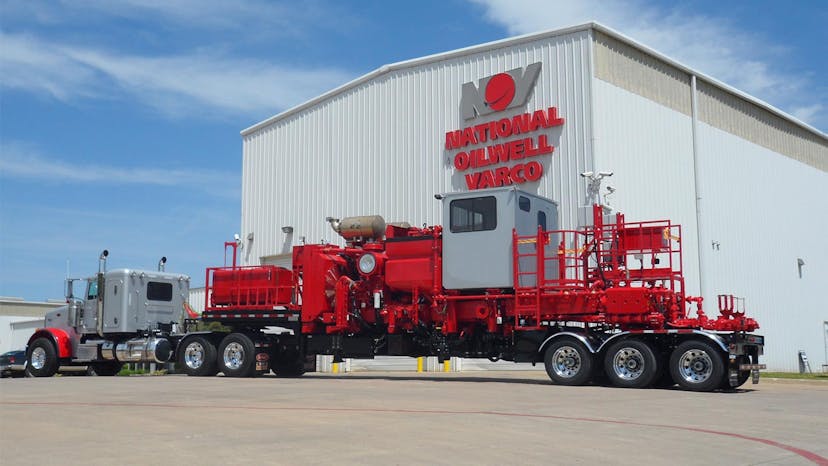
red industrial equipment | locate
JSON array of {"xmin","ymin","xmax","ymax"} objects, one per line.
[{"xmin": 177, "ymin": 187, "xmax": 764, "ymax": 391}]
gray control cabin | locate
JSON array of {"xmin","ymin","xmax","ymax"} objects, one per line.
[{"xmin": 440, "ymin": 187, "xmax": 559, "ymax": 290}]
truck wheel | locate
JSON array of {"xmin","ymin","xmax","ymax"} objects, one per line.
[
  {"xmin": 26, "ymin": 338, "xmax": 59, "ymax": 378},
  {"xmin": 178, "ymin": 336, "xmax": 218, "ymax": 376},
  {"xmin": 218, "ymin": 333, "xmax": 255, "ymax": 377},
  {"xmin": 88, "ymin": 362, "xmax": 123, "ymax": 376},
  {"xmin": 603, "ymin": 340, "xmax": 660, "ymax": 388},
  {"xmin": 272, "ymin": 353, "xmax": 306, "ymax": 377},
  {"xmin": 652, "ymin": 362, "xmax": 676, "ymax": 388},
  {"xmin": 543, "ymin": 338, "xmax": 593, "ymax": 386},
  {"xmin": 670, "ymin": 340, "xmax": 725, "ymax": 392}
]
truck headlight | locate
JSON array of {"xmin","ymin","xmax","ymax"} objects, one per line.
[{"xmin": 358, "ymin": 253, "xmax": 376, "ymax": 275}]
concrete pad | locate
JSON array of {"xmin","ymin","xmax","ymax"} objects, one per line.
[{"xmin": 1, "ymin": 372, "xmax": 826, "ymax": 465}]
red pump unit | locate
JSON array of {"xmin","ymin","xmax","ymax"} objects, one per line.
[{"xmin": 189, "ymin": 187, "xmax": 764, "ymax": 391}]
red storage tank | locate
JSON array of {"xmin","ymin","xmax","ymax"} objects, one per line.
[{"xmin": 211, "ymin": 266, "xmax": 293, "ymax": 307}]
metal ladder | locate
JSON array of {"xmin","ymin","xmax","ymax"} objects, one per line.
[
  {"xmin": 512, "ymin": 231, "xmax": 542, "ymax": 330},
  {"xmin": 798, "ymin": 350, "xmax": 812, "ymax": 374}
]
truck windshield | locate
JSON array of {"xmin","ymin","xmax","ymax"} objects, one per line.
[{"xmin": 87, "ymin": 281, "xmax": 98, "ymax": 300}]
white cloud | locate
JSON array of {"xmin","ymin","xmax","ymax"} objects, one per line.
[
  {"xmin": 0, "ymin": 32, "xmax": 354, "ymax": 118},
  {"xmin": 0, "ymin": 33, "xmax": 102, "ymax": 101},
  {"xmin": 0, "ymin": 141, "xmax": 239, "ymax": 198},
  {"xmin": 3, "ymin": 0, "xmax": 355, "ymax": 37},
  {"xmin": 790, "ymin": 104, "xmax": 823, "ymax": 124},
  {"xmin": 469, "ymin": 0, "xmax": 827, "ymax": 131},
  {"xmin": 67, "ymin": 0, "xmax": 295, "ymax": 30}
]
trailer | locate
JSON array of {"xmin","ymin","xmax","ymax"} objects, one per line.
[{"xmin": 181, "ymin": 187, "xmax": 764, "ymax": 390}]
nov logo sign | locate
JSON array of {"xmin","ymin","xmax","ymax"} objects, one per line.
[
  {"xmin": 460, "ymin": 63, "xmax": 542, "ymax": 120},
  {"xmin": 446, "ymin": 61, "xmax": 564, "ymax": 190}
]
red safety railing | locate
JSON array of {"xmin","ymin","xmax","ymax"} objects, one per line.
[{"xmin": 512, "ymin": 210, "xmax": 687, "ymax": 329}]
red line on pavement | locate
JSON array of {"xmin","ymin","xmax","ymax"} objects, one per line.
[{"xmin": 3, "ymin": 400, "xmax": 826, "ymax": 465}]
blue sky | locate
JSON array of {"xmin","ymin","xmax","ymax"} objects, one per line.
[{"xmin": 1, "ymin": 0, "xmax": 826, "ymax": 300}]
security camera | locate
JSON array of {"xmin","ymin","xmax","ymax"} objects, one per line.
[
  {"xmin": 580, "ymin": 171, "xmax": 594, "ymax": 178},
  {"xmin": 599, "ymin": 171, "xmax": 614, "ymax": 177},
  {"xmin": 233, "ymin": 233, "xmax": 240, "ymax": 242}
]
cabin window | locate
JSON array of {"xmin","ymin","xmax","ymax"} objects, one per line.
[
  {"xmin": 450, "ymin": 196, "xmax": 497, "ymax": 233},
  {"xmin": 147, "ymin": 282, "xmax": 173, "ymax": 302},
  {"xmin": 538, "ymin": 211, "xmax": 547, "ymax": 230},
  {"xmin": 519, "ymin": 196, "xmax": 531, "ymax": 212}
]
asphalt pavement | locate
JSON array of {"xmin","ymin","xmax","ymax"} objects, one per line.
[{"xmin": 1, "ymin": 372, "xmax": 826, "ymax": 465}]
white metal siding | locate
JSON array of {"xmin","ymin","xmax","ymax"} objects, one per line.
[
  {"xmin": 592, "ymin": 79, "xmax": 701, "ymax": 295},
  {"xmin": 188, "ymin": 287, "xmax": 205, "ymax": 314},
  {"xmin": 696, "ymin": 123, "xmax": 828, "ymax": 371},
  {"xmin": 593, "ymin": 31, "xmax": 691, "ymax": 116},
  {"xmin": 241, "ymin": 30, "xmax": 595, "ymax": 265},
  {"xmin": 697, "ymin": 81, "xmax": 828, "ymax": 171}
]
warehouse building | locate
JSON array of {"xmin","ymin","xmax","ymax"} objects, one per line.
[
  {"xmin": 0, "ymin": 297, "xmax": 61, "ymax": 354},
  {"xmin": 236, "ymin": 22, "xmax": 828, "ymax": 372}
]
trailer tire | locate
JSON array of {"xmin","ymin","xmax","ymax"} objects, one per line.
[
  {"xmin": 543, "ymin": 338, "xmax": 593, "ymax": 386},
  {"xmin": 272, "ymin": 355, "xmax": 305, "ymax": 377},
  {"xmin": 218, "ymin": 333, "xmax": 256, "ymax": 377},
  {"xmin": 178, "ymin": 335, "xmax": 218, "ymax": 377},
  {"xmin": 26, "ymin": 338, "xmax": 59, "ymax": 378},
  {"xmin": 670, "ymin": 340, "xmax": 725, "ymax": 392},
  {"xmin": 603, "ymin": 339, "xmax": 660, "ymax": 388},
  {"xmin": 88, "ymin": 362, "xmax": 122, "ymax": 376}
]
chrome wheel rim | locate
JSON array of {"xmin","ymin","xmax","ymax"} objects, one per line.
[
  {"xmin": 223, "ymin": 342, "xmax": 245, "ymax": 370},
  {"xmin": 551, "ymin": 346, "xmax": 581, "ymax": 378},
  {"xmin": 678, "ymin": 349, "xmax": 713, "ymax": 383},
  {"xmin": 612, "ymin": 347, "xmax": 646, "ymax": 380},
  {"xmin": 184, "ymin": 342, "xmax": 205, "ymax": 370},
  {"xmin": 31, "ymin": 347, "xmax": 46, "ymax": 370}
]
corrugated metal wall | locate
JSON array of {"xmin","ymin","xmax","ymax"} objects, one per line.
[
  {"xmin": 593, "ymin": 31, "xmax": 691, "ymax": 116},
  {"xmin": 592, "ymin": 31, "xmax": 828, "ymax": 371},
  {"xmin": 697, "ymin": 81, "xmax": 828, "ymax": 171},
  {"xmin": 241, "ymin": 29, "xmax": 595, "ymax": 265},
  {"xmin": 696, "ymin": 123, "xmax": 828, "ymax": 371},
  {"xmin": 591, "ymin": 79, "xmax": 700, "ymax": 296},
  {"xmin": 188, "ymin": 287, "xmax": 205, "ymax": 314}
]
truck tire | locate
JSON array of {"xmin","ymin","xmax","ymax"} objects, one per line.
[
  {"xmin": 178, "ymin": 335, "xmax": 218, "ymax": 376},
  {"xmin": 543, "ymin": 338, "xmax": 593, "ymax": 386},
  {"xmin": 272, "ymin": 353, "xmax": 306, "ymax": 377},
  {"xmin": 603, "ymin": 339, "xmax": 659, "ymax": 388},
  {"xmin": 88, "ymin": 362, "xmax": 123, "ymax": 376},
  {"xmin": 26, "ymin": 338, "xmax": 59, "ymax": 378},
  {"xmin": 670, "ymin": 340, "xmax": 725, "ymax": 392},
  {"xmin": 218, "ymin": 333, "xmax": 256, "ymax": 377}
]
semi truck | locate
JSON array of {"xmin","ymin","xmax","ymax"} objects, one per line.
[
  {"xmin": 25, "ymin": 253, "xmax": 189, "ymax": 377},
  {"xmin": 26, "ymin": 187, "xmax": 765, "ymax": 391}
]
